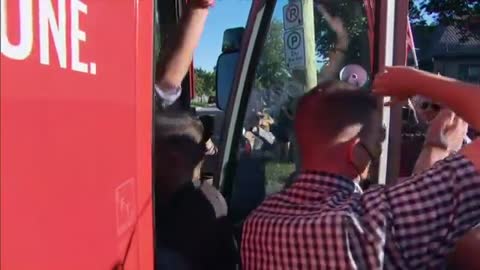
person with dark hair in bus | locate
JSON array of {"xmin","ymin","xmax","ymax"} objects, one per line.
[
  {"xmin": 241, "ymin": 66, "xmax": 480, "ymax": 269},
  {"xmin": 152, "ymin": 1, "xmax": 237, "ymax": 267},
  {"xmin": 154, "ymin": 111, "xmax": 237, "ymax": 270}
]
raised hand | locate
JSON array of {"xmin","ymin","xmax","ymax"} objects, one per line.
[
  {"xmin": 316, "ymin": 4, "xmax": 348, "ymax": 39},
  {"xmin": 190, "ymin": 0, "xmax": 215, "ymax": 9},
  {"xmin": 425, "ymin": 109, "xmax": 468, "ymax": 153}
]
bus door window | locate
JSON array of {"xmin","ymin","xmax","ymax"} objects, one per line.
[{"xmin": 228, "ymin": 0, "xmax": 372, "ymax": 224}]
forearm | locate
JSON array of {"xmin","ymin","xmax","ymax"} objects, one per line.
[
  {"xmin": 317, "ymin": 34, "xmax": 349, "ymax": 83},
  {"xmin": 156, "ymin": 8, "xmax": 209, "ymax": 89},
  {"xmin": 413, "ymin": 145, "xmax": 450, "ymax": 174},
  {"xmin": 415, "ymin": 72, "xmax": 480, "ymax": 131}
]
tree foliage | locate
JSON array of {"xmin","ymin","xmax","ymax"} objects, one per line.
[
  {"xmin": 314, "ymin": 1, "xmax": 369, "ymax": 67},
  {"xmin": 409, "ymin": 0, "xmax": 428, "ymax": 26},
  {"xmin": 255, "ymin": 20, "xmax": 290, "ymax": 90},
  {"xmin": 413, "ymin": 0, "xmax": 480, "ymax": 39},
  {"xmin": 194, "ymin": 68, "xmax": 215, "ymax": 97},
  {"xmin": 420, "ymin": 0, "xmax": 480, "ymax": 25}
]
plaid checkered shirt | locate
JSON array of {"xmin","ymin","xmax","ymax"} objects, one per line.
[{"xmin": 241, "ymin": 154, "xmax": 480, "ymax": 269}]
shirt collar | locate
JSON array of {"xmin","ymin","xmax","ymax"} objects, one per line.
[{"xmin": 296, "ymin": 171, "xmax": 363, "ymax": 194}]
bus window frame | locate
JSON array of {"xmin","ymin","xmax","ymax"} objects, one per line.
[
  {"xmin": 373, "ymin": 0, "xmax": 410, "ymax": 184},
  {"xmin": 215, "ymin": 0, "xmax": 277, "ymax": 203}
]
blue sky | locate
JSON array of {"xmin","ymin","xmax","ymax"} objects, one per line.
[
  {"xmin": 194, "ymin": 0, "xmax": 252, "ymax": 71},
  {"xmin": 194, "ymin": 0, "xmax": 286, "ymax": 71}
]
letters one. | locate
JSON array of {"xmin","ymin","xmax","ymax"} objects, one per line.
[{"xmin": 1, "ymin": 0, "xmax": 96, "ymax": 75}]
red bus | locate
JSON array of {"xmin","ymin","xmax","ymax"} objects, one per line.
[{"xmin": 1, "ymin": 0, "xmax": 155, "ymax": 269}]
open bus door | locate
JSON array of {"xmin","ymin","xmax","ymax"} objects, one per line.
[{"xmin": 214, "ymin": 0, "xmax": 410, "ymax": 231}]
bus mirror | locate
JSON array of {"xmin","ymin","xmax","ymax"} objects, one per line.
[
  {"xmin": 216, "ymin": 52, "xmax": 240, "ymax": 111},
  {"xmin": 222, "ymin": 27, "xmax": 244, "ymax": 53}
]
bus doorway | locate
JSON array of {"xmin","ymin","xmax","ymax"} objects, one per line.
[{"xmin": 215, "ymin": 0, "xmax": 374, "ymax": 225}]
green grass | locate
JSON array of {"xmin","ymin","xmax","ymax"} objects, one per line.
[
  {"xmin": 265, "ymin": 161, "xmax": 295, "ymax": 194},
  {"xmin": 191, "ymin": 101, "xmax": 209, "ymax": 107}
]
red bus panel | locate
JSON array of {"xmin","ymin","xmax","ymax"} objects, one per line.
[{"xmin": 1, "ymin": 0, "xmax": 154, "ymax": 269}]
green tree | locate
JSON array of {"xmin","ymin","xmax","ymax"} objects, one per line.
[
  {"xmin": 420, "ymin": 0, "xmax": 480, "ymax": 24},
  {"xmin": 194, "ymin": 68, "xmax": 215, "ymax": 97},
  {"xmin": 313, "ymin": 1, "xmax": 370, "ymax": 68},
  {"xmin": 255, "ymin": 20, "xmax": 290, "ymax": 90},
  {"xmin": 415, "ymin": 0, "xmax": 480, "ymax": 40},
  {"xmin": 409, "ymin": 0, "xmax": 428, "ymax": 26}
]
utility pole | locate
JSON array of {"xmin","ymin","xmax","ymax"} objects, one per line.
[{"xmin": 300, "ymin": 0, "xmax": 318, "ymax": 91}]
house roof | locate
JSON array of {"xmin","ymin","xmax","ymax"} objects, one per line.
[{"xmin": 412, "ymin": 25, "xmax": 480, "ymax": 60}]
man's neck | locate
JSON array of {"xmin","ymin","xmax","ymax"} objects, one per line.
[{"xmin": 300, "ymin": 153, "xmax": 358, "ymax": 181}]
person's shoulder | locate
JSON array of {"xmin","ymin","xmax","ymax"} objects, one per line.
[
  {"xmin": 170, "ymin": 183, "xmax": 212, "ymax": 214},
  {"xmin": 199, "ymin": 183, "xmax": 228, "ymax": 218}
]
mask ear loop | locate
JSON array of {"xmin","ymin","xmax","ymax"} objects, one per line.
[
  {"xmin": 348, "ymin": 143, "xmax": 363, "ymax": 181},
  {"xmin": 348, "ymin": 143, "xmax": 364, "ymax": 182},
  {"xmin": 348, "ymin": 143, "xmax": 355, "ymax": 165}
]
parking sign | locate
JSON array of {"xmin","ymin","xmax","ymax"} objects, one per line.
[
  {"xmin": 283, "ymin": 0, "xmax": 303, "ymax": 30},
  {"xmin": 284, "ymin": 29, "xmax": 305, "ymax": 69}
]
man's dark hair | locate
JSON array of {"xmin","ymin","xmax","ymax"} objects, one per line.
[
  {"xmin": 295, "ymin": 88, "xmax": 379, "ymax": 144},
  {"xmin": 155, "ymin": 111, "xmax": 205, "ymax": 165},
  {"xmin": 156, "ymin": 111, "xmax": 203, "ymax": 138}
]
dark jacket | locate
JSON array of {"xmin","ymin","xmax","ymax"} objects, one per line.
[{"xmin": 156, "ymin": 182, "xmax": 238, "ymax": 270}]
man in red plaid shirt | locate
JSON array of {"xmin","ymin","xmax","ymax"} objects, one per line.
[{"xmin": 241, "ymin": 67, "xmax": 480, "ymax": 269}]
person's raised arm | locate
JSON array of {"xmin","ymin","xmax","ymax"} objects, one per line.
[
  {"xmin": 291, "ymin": 5, "xmax": 349, "ymax": 86},
  {"xmin": 315, "ymin": 4, "xmax": 349, "ymax": 84},
  {"xmin": 369, "ymin": 66, "xmax": 480, "ymax": 267},
  {"xmin": 156, "ymin": 0, "xmax": 213, "ymax": 92},
  {"xmin": 374, "ymin": 66, "xmax": 480, "ymax": 132},
  {"xmin": 413, "ymin": 109, "xmax": 468, "ymax": 174},
  {"xmin": 374, "ymin": 66, "xmax": 480, "ymax": 167}
]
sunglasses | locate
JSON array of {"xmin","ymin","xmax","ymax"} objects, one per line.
[{"xmin": 420, "ymin": 102, "xmax": 442, "ymax": 111}]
